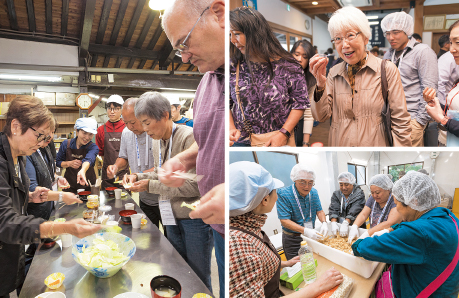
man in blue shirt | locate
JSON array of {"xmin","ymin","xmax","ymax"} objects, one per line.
[
  {"xmin": 168, "ymin": 96, "xmax": 194, "ymax": 127},
  {"xmin": 277, "ymin": 163, "xmax": 327, "ymax": 260}
]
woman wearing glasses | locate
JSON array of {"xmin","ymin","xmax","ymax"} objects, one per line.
[
  {"xmin": 95, "ymin": 94, "xmax": 128, "ymax": 188},
  {"xmin": 309, "ymin": 6, "xmax": 411, "ymax": 147},
  {"xmin": 0, "ymin": 96, "xmax": 100, "ymax": 297},
  {"xmin": 229, "ymin": 7, "xmax": 309, "ymax": 147},
  {"xmin": 56, "ymin": 117, "xmax": 99, "ymax": 193}
]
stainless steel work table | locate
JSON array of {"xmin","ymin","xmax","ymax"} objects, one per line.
[{"xmin": 19, "ymin": 191, "xmax": 213, "ymax": 298}]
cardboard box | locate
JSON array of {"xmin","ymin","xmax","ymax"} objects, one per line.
[
  {"xmin": 34, "ymin": 92, "xmax": 56, "ymax": 105},
  {"xmin": 55, "ymin": 93, "xmax": 76, "ymax": 106}
]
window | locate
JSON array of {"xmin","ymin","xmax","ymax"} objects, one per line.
[
  {"xmin": 347, "ymin": 163, "xmax": 366, "ymax": 186},
  {"xmin": 274, "ymin": 32, "xmax": 288, "ymax": 51},
  {"xmin": 388, "ymin": 162, "xmax": 424, "ymax": 182}
]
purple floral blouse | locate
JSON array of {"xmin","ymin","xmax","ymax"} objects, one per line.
[{"xmin": 230, "ymin": 58, "xmax": 310, "ymax": 144}]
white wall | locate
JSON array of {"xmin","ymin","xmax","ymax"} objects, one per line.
[
  {"xmin": 263, "ymin": 150, "xmax": 459, "ymax": 237},
  {"xmin": 257, "ymin": 0, "xmax": 312, "ymax": 36},
  {"xmin": 313, "ymin": 17, "xmax": 333, "ymax": 54},
  {"xmin": 424, "ymin": 0, "xmax": 459, "ymax": 5}
]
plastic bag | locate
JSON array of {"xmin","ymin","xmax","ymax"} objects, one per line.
[{"xmin": 316, "ymin": 273, "xmax": 354, "ymax": 298}]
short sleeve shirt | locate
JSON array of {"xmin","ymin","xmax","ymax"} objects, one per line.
[
  {"xmin": 276, "ymin": 185, "xmax": 322, "ymax": 233},
  {"xmin": 365, "ymin": 194, "xmax": 396, "ymax": 228}
]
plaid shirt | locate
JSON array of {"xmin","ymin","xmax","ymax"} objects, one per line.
[
  {"xmin": 277, "ymin": 185, "xmax": 323, "ymax": 233},
  {"xmin": 230, "ymin": 212, "xmax": 280, "ymax": 297}
]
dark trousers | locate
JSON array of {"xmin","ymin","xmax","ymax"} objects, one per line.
[
  {"xmin": 294, "ymin": 119, "xmax": 304, "ymax": 147},
  {"xmin": 139, "ymin": 200, "xmax": 166, "ymax": 238},
  {"xmin": 282, "ymin": 232, "xmax": 303, "ymax": 260}
]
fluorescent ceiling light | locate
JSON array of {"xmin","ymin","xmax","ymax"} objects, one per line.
[
  {"xmin": 366, "ymin": 16, "xmax": 378, "ymax": 20},
  {"xmin": 312, "ymin": 1, "xmax": 318, "ymax": 5},
  {"xmin": 159, "ymin": 87, "xmax": 197, "ymax": 92},
  {"xmin": 149, "ymin": 0, "xmax": 173, "ymax": 11},
  {"xmin": 0, "ymin": 74, "xmax": 62, "ymax": 82},
  {"xmin": 89, "ymin": 93, "xmax": 100, "ymax": 99},
  {"xmin": 368, "ymin": 21, "xmax": 379, "ymax": 25}
]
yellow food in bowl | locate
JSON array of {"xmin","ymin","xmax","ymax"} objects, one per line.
[{"xmin": 44, "ymin": 272, "xmax": 65, "ymax": 289}]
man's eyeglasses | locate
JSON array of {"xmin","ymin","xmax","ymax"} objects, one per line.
[
  {"xmin": 331, "ymin": 32, "xmax": 361, "ymax": 45},
  {"xmin": 29, "ymin": 127, "xmax": 52, "ymax": 143},
  {"xmin": 383, "ymin": 30, "xmax": 403, "ymax": 37},
  {"xmin": 175, "ymin": 6, "xmax": 211, "ymax": 57},
  {"xmin": 107, "ymin": 107, "xmax": 121, "ymax": 112},
  {"xmin": 297, "ymin": 180, "xmax": 315, "ymax": 187}
]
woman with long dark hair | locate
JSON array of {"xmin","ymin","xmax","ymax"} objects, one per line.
[
  {"xmin": 229, "ymin": 6, "xmax": 310, "ymax": 147},
  {"xmin": 291, "ymin": 40, "xmax": 317, "ymax": 147}
]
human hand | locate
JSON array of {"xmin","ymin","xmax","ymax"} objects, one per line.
[
  {"xmin": 357, "ymin": 231, "xmax": 369, "ymax": 241},
  {"xmin": 348, "ymin": 224, "xmax": 359, "ymax": 243},
  {"xmin": 106, "ymin": 165, "xmax": 118, "ymax": 179},
  {"xmin": 68, "ymin": 159, "xmax": 82, "ymax": 169},
  {"xmin": 331, "ymin": 221, "xmax": 339, "ymax": 236},
  {"xmin": 62, "ymin": 192, "xmax": 83, "ymax": 205},
  {"xmin": 123, "ymin": 174, "xmax": 138, "ymax": 186},
  {"xmin": 189, "ymin": 183, "xmax": 225, "ymax": 224},
  {"xmin": 312, "ymin": 268, "xmax": 343, "ymax": 294},
  {"xmin": 159, "ymin": 157, "xmax": 187, "ymax": 187},
  {"xmin": 229, "ymin": 128, "xmax": 241, "ymax": 146},
  {"xmin": 30, "ymin": 187, "xmax": 50, "ymax": 203},
  {"xmin": 284, "ymin": 256, "xmax": 300, "ymax": 268},
  {"xmin": 423, "ymin": 87, "xmax": 437, "ymax": 107},
  {"xmin": 372, "ymin": 229, "xmax": 390, "ymax": 237},
  {"xmin": 263, "ymin": 131, "xmax": 288, "ymax": 147},
  {"xmin": 57, "ymin": 177, "xmax": 70, "ymax": 189},
  {"xmin": 309, "ymin": 54, "xmax": 328, "ymax": 88},
  {"xmin": 339, "ymin": 221, "xmax": 349, "ymax": 237},
  {"xmin": 130, "ymin": 179, "xmax": 149, "ymax": 192},
  {"xmin": 63, "ymin": 219, "xmax": 103, "ymax": 238},
  {"xmin": 425, "ymin": 97, "xmax": 445, "ymax": 123},
  {"xmin": 319, "ymin": 222, "xmax": 329, "ymax": 236},
  {"xmin": 303, "ymin": 227, "xmax": 322, "ymax": 240},
  {"xmin": 76, "ymin": 170, "xmax": 88, "ymax": 186}
]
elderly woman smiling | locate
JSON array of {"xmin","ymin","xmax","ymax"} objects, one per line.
[{"xmin": 309, "ymin": 6, "xmax": 412, "ymax": 147}]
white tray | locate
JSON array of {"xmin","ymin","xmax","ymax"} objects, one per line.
[{"xmin": 303, "ymin": 223, "xmax": 380, "ymax": 278}]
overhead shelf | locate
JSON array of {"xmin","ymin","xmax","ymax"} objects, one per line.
[{"xmin": 47, "ymin": 105, "xmax": 79, "ymax": 112}]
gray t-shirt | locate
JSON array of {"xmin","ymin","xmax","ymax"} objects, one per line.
[{"xmin": 119, "ymin": 128, "xmax": 159, "ymax": 206}]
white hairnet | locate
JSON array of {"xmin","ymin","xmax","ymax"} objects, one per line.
[
  {"xmin": 392, "ymin": 171, "xmax": 441, "ymax": 212},
  {"xmin": 369, "ymin": 174, "xmax": 393, "ymax": 191},
  {"xmin": 290, "ymin": 163, "xmax": 316, "ymax": 182},
  {"xmin": 338, "ymin": 172, "xmax": 356, "ymax": 184},
  {"xmin": 381, "ymin": 12, "xmax": 414, "ymax": 36}
]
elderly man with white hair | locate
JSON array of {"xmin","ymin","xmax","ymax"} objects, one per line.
[
  {"xmin": 329, "ymin": 172, "xmax": 366, "ymax": 237},
  {"xmin": 276, "ymin": 163, "xmax": 327, "ymax": 260},
  {"xmin": 381, "ymin": 11, "xmax": 438, "ymax": 147},
  {"xmin": 309, "ymin": 6, "xmax": 411, "ymax": 147}
]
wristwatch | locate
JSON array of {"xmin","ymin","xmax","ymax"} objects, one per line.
[
  {"xmin": 441, "ymin": 116, "xmax": 450, "ymax": 126},
  {"xmin": 58, "ymin": 192, "xmax": 63, "ymax": 202},
  {"xmin": 279, "ymin": 128, "xmax": 291, "ymax": 139},
  {"xmin": 303, "ymin": 142, "xmax": 310, "ymax": 147}
]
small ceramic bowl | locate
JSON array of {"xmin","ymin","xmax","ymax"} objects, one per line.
[{"xmin": 119, "ymin": 210, "xmax": 137, "ymax": 224}]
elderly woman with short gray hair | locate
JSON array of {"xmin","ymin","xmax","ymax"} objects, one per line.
[
  {"xmin": 309, "ymin": 6, "xmax": 412, "ymax": 147},
  {"xmin": 124, "ymin": 92, "xmax": 214, "ymax": 293}
]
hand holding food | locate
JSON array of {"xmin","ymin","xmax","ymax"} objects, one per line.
[
  {"xmin": 423, "ymin": 87, "xmax": 437, "ymax": 106},
  {"xmin": 129, "ymin": 179, "xmax": 149, "ymax": 192},
  {"xmin": 57, "ymin": 177, "xmax": 70, "ymax": 189},
  {"xmin": 339, "ymin": 221, "xmax": 349, "ymax": 237},
  {"xmin": 189, "ymin": 183, "xmax": 225, "ymax": 224},
  {"xmin": 303, "ymin": 227, "xmax": 323, "ymax": 241},
  {"xmin": 30, "ymin": 187, "xmax": 50, "ymax": 203},
  {"xmin": 62, "ymin": 192, "xmax": 83, "ymax": 205},
  {"xmin": 181, "ymin": 200, "xmax": 201, "ymax": 210},
  {"xmin": 107, "ymin": 165, "xmax": 118, "ymax": 179},
  {"xmin": 347, "ymin": 224, "xmax": 359, "ymax": 243},
  {"xmin": 319, "ymin": 222, "xmax": 329, "ymax": 236},
  {"xmin": 77, "ymin": 170, "xmax": 88, "ymax": 186},
  {"xmin": 331, "ymin": 221, "xmax": 339, "ymax": 236},
  {"xmin": 425, "ymin": 96, "xmax": 445, "ymax": 123},
  {"xmin": 159, "ymin": 157, "xmax": 187, "ymax": 187},
  {"xmin": 123, "ymin": 174, "xmax": 137, "ymax": 188},
  {"xmin": 64, "ymin": 218, "xmax": 102, "ymax": 238},
  {"xmin": 309, "ymin": 54, "xmax": 328, "ymax": 88}
]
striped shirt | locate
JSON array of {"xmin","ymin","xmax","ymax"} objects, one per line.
[{"xmin": 276, "ymin": 185, "xmax": 323, "ymax": 233}]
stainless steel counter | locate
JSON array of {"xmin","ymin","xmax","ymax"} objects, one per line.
[{"xmin": 19, "ymin": 191, "xmax": 213, "ymax": 298}]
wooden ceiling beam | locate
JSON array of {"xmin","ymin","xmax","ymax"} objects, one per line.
[
  {"xmin": 137, "ymin": 59, "xmax": 147, "ymax": 69},
  {"xmin": 127, "ymin": 58, "xmax": 136, "ymax": 68},
  {"xmin": 151, "ymin": 60, "xmax": 159, "ymax": 69},
  {"xmin": 25, "ymin": 0, "xmax": 36, "ymax": 32},
  {"xmin": 139, "ymin": 23, "xmax": 164, "ymax": 70},
  {"xmin": 0, "ymin": 31, "xmax": 77, "ymax": 45},
  {"xmin": 357, "ymin": 2, "xmax": 411, "ymax": 11},
  {"xmin": 61, "ymin": 0, "xmax": 69, "ymax": 36},
  {"xmin": 88, "ymin": 44, "xmax": 160, "ymax": 60},
  {"xmin": 103, "ymin": 56, "xmax": 111, "ymax": 68},
  {"xmin": 114, "ymin": 57, "xmax": 123, "ymax": 68},
  {"xmin": 424, "ymin": 3, "xmax": 459, "ymax": 15},
  {"xmin": 187, "ymin": 64, "xmax": 194, "ymax": 71},
  {"xmin": 158, "ymin": 40, "xmax": 176, "ymax": 69},
  {"xmin": 45, "ymin": 0, "xmax": 53, "ymax": 34},
  {"xmin": 80, "ymin": 0, "xmax": 97, "ymax": 58},
  {"xmin": 373, "ymin": 0, "xmax": 381, "ymax": 8},
  {"xmin": 109, "ymin": 0, "xmax": 129, "ymax": 45},
  {"xmin": 122, "ymin": 0, "xmax": 147, "ymax": 47},
  {"xmin": 96, "ymin": 0, "xmax": 113, "ymax": 44},
  {"xmin": 91, "ymin": 54, "xmax": 99, "ymax": 67},
  {"xmin": 6, "ymin": 0, "xmax": 18, "ymax": 31},
  {"xmin": 128, "ymin": 10, "xmax": 158, "ymax": 69}
]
